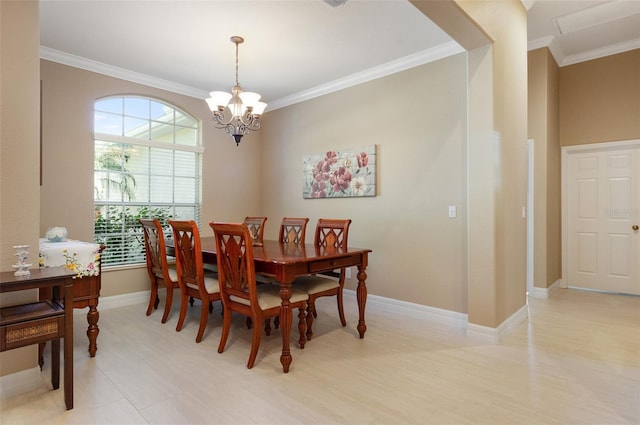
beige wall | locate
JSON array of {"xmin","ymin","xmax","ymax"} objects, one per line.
[
  {"xmin": 528, "ymin": 48, "xmax": 561, "ymax": 289},
  {"xmin": 263, "ymin": 0, "xmax": 530, "ymax": 328},
  {"xmin": 0, "ymin": 0, "xmax": 41, "ymax": 376},
  {"xmin": 466, "ymin": 0, "xmax": 529, "ymax": 327},
  {"xmin": 421, "ymin": 0, "xmax": 529, "ymax": 327},
  {"xmin": 39, "ymin": 60, "xmax": 263, "ymax": 297},
  {"xmin": 261, "ymin": 54, "xmax": 469, "ymax": 313},
  {"xmin": 559, "ymin": 49, "xmax": 640, "ymax": 146},
  {"xmin": 1, "ymin": 0, "xmax": 532, "ymax": 376}
]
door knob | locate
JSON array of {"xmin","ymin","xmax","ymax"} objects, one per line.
[{"xmin": 633, "ymin": 225, "xmax": 639, "ymax": 231}]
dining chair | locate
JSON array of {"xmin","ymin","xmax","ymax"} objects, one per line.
[
  {"xmin": 264, "ymin": 217, "xmax": 310, "ymax": 334},
  {"xmin": 293, "ymin": 218, "xmax": 352, "ymax": 340},
  {"xmin": 279, "ymin": 217, "xmax": 309, "ymax": 244},
  {"xmin": 209, "ymin": 221, "xmax": 308, "ymax": 369},
  {"xmin": 169, "ymin": 220, "xmax": 221, "ymax": 343},
  {"xmin": 243, "ymin": 216, "xmax": 267, "ymax": 246},
  {"xmin": 140, "ymin": 219, "xmax": 179, "ymax": 323},
  {"xmin": 243, "ymin": 216, "xmax": 275, "ymax": 286}
]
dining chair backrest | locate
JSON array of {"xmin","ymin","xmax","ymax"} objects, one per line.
[
  {"xmin": 140, "ymin": 218, "xmax": 179, "ymax": 322},
  {"xmin": 243, "ymin": 216, "xmax": 267, "ymax": 245},
  {"xmin": 140, "ymin": 218, "xmax": 170, "ymax": 282},
  {"xmin": 279, "ymin": 217, "xmax": 309, "ymax": 244},
  {"xmin": 210, "ymin": 222, "xmax": 257, "ymax": 306},
  {"xmin": 169, "ymin": 220, "xmax": 206, "ymax": 294},
  {"xmin": 314, "ymin": 218, "xmax": 351, "ymax": 250},
  {"xmin": 314, "ymin": 218, "xmax": 351, "ymax": 280}
]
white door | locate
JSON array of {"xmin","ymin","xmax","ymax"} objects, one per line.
[{"xmin": 567, "ymin": 146, "xmax": 640, "ymax": 295}]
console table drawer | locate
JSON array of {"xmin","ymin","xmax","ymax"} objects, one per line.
[
  {"xmin": 307, "ymin": 256, "xmax": 353, "ymax": 273},
  {"xmin": 0, "ymin": 301, "xmax": 65, "ymax": 351}
]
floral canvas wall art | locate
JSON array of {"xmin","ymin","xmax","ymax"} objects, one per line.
[{"xmin": 303, "ymin": 145, "xmax": 376, "ymax": 199}]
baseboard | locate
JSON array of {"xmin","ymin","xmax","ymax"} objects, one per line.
[
  {"xmin": 529, "ymin": 279, "xmax": 561, "ymax": 299},
  {"xmin": 353, "ymin": 289, "xmax": 528, "ymax": 343},
  {"xmin": 466, "ymin": 303, "xmax": 529, "ymax": 343},
  {"xmin": 98, "ymin": 289, "xmax": 470, "ymax": 331},
  {"xmin": 548, "ymin": 279, "xmax": 562, "ymax": 295},
  {"xmin": 99, "ymin": 289, "xmax": 531, "ymax": 342},
  {"xmin": 97, "ymin": 290, "xmax": 151, "ymax": 310},
  {"xmin": 344, "ymin": 289, "xmax": 469, "ymax": 329}
]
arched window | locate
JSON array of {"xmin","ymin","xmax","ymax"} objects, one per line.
[{"xmin": 94, "ymin": 96, "xmax": 202, "ymax": 266}]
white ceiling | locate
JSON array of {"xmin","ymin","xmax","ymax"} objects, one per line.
[
  {"xmin": 39, "ymin": 0, "xmax": 640, "ymax": 111},
  {"xmin": 527, "ymin": 0, "xmax": 640, "ymax": 66}
]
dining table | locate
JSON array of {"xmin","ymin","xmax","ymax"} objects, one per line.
[{"xmin": 166, "ymin": 237, "xmax": 372, "ymax": 372}]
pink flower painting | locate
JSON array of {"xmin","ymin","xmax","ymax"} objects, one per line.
[{"xmin": 303, "ymin": 145, "xmax": 376, "ymax": 199}]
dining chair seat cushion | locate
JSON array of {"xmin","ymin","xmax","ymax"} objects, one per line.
[
  {"xmin": 185, "ymin": 276, "xmax": 220, "ymax": 294},
  {"xmin": 294, "ymin": 274, "xmax": 340, "ymax": 294},
  {"xmin": 230, "ymin": 284, "xmax": 308, "ymax": 310},
  {"xmin": 167, "ymin": 265, "xmax": 178, "ymax": 281}
]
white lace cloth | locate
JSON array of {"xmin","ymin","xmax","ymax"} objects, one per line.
[{"xmin": 39, "ymin": 238, "xmax": 101, "ymax": 277}]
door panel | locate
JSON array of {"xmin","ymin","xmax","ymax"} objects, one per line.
[{"xmin": 567, "ymin": 147, "xmax": 639, "ymax": 295}]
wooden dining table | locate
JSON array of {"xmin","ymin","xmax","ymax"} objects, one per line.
[{"xmin": 167, "ymin": 237, "xmax": 372, "ymax": 372}]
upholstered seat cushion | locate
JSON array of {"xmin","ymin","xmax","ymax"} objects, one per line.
[
  {"xmin": 167, "ymin": 265, "xmax": 178, "ymax": 281},
  {"xmin": 155, "ymin": 264, "xmax": 179, "ymax": 282},
  {"xmin": 230, "ymin": 284, "xmax": 308, "ymax": 310},
  {"xmin": 186, "ymin": 276, "xmax": 220, "ymax": 294},
  {"xmin": 293, "ymin": 274, "xmax": 340, "ymax": 294}
]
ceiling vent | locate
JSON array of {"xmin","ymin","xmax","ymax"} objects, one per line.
[{"xmin": 323, "ymin": 0, "xmax": 348, "ymax": 7}]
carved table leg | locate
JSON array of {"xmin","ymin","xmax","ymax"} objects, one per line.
[
  {"xmin": 87, "ymin": 305, "xmax": 99, "ymax": 357},
  {"xmin": 279, "ymin": 283, "xmax": 292, "ymax": 373},
  {"xmin": 356, "ymin": 265, "xmax": 368, "ymax": 338}
]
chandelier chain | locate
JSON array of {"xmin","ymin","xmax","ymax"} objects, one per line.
[{"xmin": 235, "ymin": 40, "xmax": 239, "ymax": 86}]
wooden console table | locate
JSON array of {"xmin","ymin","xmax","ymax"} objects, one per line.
[
  {"xmin": 0, "ymin": 267, "xmax": 75, "ymax": 410},
  {"xmin": 38, "ymin": 239, "xmax": 104, "ymax": 363}
]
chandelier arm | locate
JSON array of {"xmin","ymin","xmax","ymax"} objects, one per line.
[
  {"xmin": 212, "ymin": 110, "xmax": 260, "ymax": 127},
  {"xmin": 236, "ymin": 122, "xmax": 260, "ymax": 135},
  {"xmin": 212, "ymin": 111, "xmax": 232, "ymax": 128},
  {"xmin": 212, "ymin": 111, "xmax": 261, "ymax": 135}
]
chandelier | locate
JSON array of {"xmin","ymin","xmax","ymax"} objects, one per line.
[{"xmin": 206, "ymin": 36, "xmax": 267, "ymax": 146}]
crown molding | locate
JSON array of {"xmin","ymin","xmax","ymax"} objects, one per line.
[
  {"xmin": 40, "ymin": 46, "xmax": 209, "ymax": 99},
  {"xmin": 528, "ymin": 35, "xmax": 640, "ymax": 67},
  {"xmin": 560, "ymin": 38, "xmax": 640, "ymax": 67},
  {"xmin": 268, "ymin": 41, "xmax": 465, "ymax": 111},
  {"xmin": 41, "ymin": 41, "xmax": 463, "ymax": 110},
  {"xmin": 528, "ymin": 35, "xmax": 554, "ymax": 51}
]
